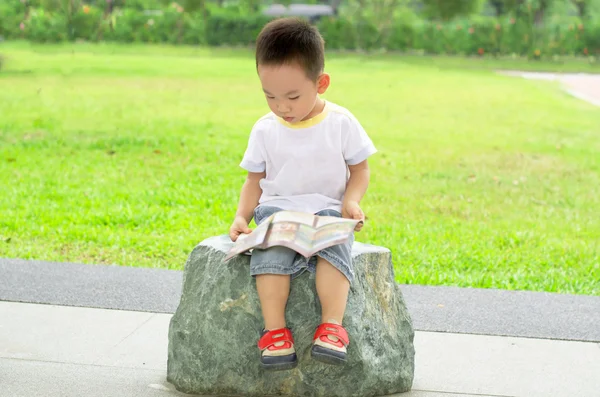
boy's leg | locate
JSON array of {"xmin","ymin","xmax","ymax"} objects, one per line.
[
  {"xmin": 312, "ymin": 256, "xmax": 351, "ymax": 364},
  {"xmin": 252, "ymin": 245, "xmax": 298, "ymax": 369},
  {"xmin": 256, "ymin": 274, "xmax": 290, "ymax": 330},
  {"xmin": 255, "ymin": 273, "xmax": 297, "ymax": 370},
  {"xmin": 315, "ymin": 257, "xmax": 350, "ymax": 324},
  {"xmin": 251, "ymin": 206, "xmax": 293, "ymax": 331},
  {"xmin": 250, "ymin": 206, "xmax": 299, "ymax": 370}
]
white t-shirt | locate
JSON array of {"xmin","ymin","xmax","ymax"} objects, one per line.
[{"xmin": 239, "ymin": 101, "xmax": 377, "ymax": 214}]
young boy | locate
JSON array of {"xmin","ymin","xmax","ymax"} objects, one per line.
[{"xmin": 229, "ymin": 17, "xmax": 377, "ymax": 371}]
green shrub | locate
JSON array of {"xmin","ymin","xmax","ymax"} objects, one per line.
[
  {"xmin": 104, "ymin": 9, "xmax": 149, "ymax": 43},
  {"xmin": 112, "ymin": 0, "xmax": 163, "ymax": 11},
  {"xmin": 421, "ymin": 0, "xmax": 483, "ymax": 21},
  {"xmin": 101, "ymin": 6, "xmax": 206, "ymax": 45},
  {"xmin": 386, "ymin": 21, "xmax": 415, "ymax": 51},
  {"xmin": 582, "ymin": 18, "xmax": 600, "ymax": 55},
  {"xmin": 1, "ymin": 3, "xmax": 598, "ymax": 58},
  {"xmin": 413, "ymin": 21, "xmax": 446, "ymax": 54},
  {"xmin": 318, "ymin": 17, "xmax": 384, "ymax": 51},
  {"xmin": 499, "ymin": 17, "xmax": 532, "ymax": 55},
  {"xmin": 206, "ymin": 12, "xmax": 272, "ymax": 46},
  {"xmin": 153, "ymin": 8, "xmax": 186, "ymax": 44},
  {"xmin": 355, "ymin": 18, "xmax": 381, "ymax": 50},
  {"xmin": 25, "ymin": 9, "xmax": 68, "ymax": 43},
  {"xmin": 447, "ymin": 22, "xmax": 471, "ymax": 55},
  {"xmin": 70, "ymin": 6, "xmax": 104, "ymax": 41},
  {"xmin": 466, "ymin": 17, "xmax": 501, "ymax": 56},
  {"xmin": 318, "ymin": 17, "xmax": 357, "ymax": 50},
  {"xmin": 413, "ymin": 21, "xmax": 471, "ymax": 55},
  {"xmin": 0, "ymin": 0, "xmax": 26, "ymax": 40},
  {"xmin": 181, "ymin": 12, "xmax": 206, "ymax": 45},
  {"xmin": 546, "ymin": 21, "xmax": 584, "ymax": 56}
]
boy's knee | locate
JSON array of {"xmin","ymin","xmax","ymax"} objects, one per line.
[
  {"xmin": 256, "ymin": 273, "xmax": 291, "ymax": 287},
  {"xmin": 256, "ymin": 274, "xmax": 291, "ymax": 300}
]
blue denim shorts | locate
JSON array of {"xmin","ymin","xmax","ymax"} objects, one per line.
[{"xmin": 250, "ymin": 206, "xmax": 355, "ymax": 283}]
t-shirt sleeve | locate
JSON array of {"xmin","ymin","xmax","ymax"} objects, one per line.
[
  {"xmin": 239, "ymin": 121, "xmax": 267, "ymax": 173},
  {"xmin": 342, "ymin": 115, "xmax": 377, "ymax": 165}
]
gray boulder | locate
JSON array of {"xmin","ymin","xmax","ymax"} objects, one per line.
[{"xmin": 167, "ymin": 235, "xmax": 415, "ymax": 397}]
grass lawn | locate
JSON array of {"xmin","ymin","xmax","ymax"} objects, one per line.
[{"xmin": 1, "ymin": 42, "xmax": 599, "ymax": 295}]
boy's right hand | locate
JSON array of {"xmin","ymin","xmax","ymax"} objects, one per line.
[{"xmin": 229, "ymin": 216, "xmax": 253, "ymax": 242}]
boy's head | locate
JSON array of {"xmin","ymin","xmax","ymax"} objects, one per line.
[
  {"xmin": 255, "ymin": 17, "xmax": 330, "ymax": 124},
  {"xmin": 256, "ymin": 17, "xmax": 324, "ymax": 81}
]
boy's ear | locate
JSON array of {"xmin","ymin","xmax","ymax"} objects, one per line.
[{"xmin": 317, "ymin": 73, "xmax": 330, "ymax": 94}]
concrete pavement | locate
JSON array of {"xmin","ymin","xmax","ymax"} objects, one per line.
[
  {"xmin": 2, "ymin": 258, "xmax": 599, "ymax": 342},
  {"xmin": 2, "ymin": 301, "xmax": 599, "ymax": 397},
  {"xmin": 1, "ymin": 258, "xmax": 599, "ymax": 396},
  {"xmin": 499, "ymin": 71, "xmax": 600, "ymax": 107}
]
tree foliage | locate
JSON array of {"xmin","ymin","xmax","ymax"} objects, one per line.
[
  {"xmin": 421, "ymin": 0, "xmax": 483, "ymax": 20},
  {"xmin": 570, "ymin": 0, "xmax": 597, "ymax": 17}
]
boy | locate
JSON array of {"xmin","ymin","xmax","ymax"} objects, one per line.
[{"xmin": 229, "ymin": 17, "xmax": 377, "ymax": 371}]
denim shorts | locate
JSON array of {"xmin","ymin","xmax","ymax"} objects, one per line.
[{"xmin": 250, "ymin": 206, "xmax": 355, "ymax": 283}]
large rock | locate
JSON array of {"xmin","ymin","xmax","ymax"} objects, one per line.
[{"xmin": 167, "ymin": 235, "xmax": 415, "ymax": 397}]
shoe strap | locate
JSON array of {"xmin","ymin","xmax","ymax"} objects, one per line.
[
  {"xmin": 313, "ymin": 323, "xmax": 350, "ymax": 346},
  {"xmin": 258, "ymin": 327, "xmax": 294, "ymax": 351}
]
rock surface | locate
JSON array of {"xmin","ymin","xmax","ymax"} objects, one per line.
[{"xmin": 167, "ymin": 235, "xmax": 415, "ymax": 397}]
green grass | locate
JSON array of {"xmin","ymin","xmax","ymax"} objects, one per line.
[{"xmin": 1, "ymin": 42, "xmax": 599, "ymax": 295}]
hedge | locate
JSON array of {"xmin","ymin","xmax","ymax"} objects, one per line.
[
  {"xmin": 1, "ymin": 2, "xmax": 599, "ymax": 58},
  {"xmin": 319, "ymin": 16, "xmax": 600, "ymax": 57}
]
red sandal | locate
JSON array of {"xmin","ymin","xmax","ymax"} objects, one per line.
[
  {"xmin": 257, "ymin": 327, "xmax": 298, "ymax": 371},
  {"xmin": 311, "ymin": 322, "xmax": 349, "ymax": 365}
]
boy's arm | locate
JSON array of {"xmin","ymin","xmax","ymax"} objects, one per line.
[
  {"xmin": 235, "ymin": 171, "xmax": 265, "ymax": 224},
  {"xmin": 342, "ymin": 160, "xmax": 370, "ymax": 231},
  {"xmin": 344, "ymin": 160, "xmax": 370, "ymax": 204},
  {"xmin": 230, "ymin": 171, "xmax": 265, "ymax": 241}
]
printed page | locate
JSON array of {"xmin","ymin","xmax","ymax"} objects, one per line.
[
  {"xmin": 264, "ymin": 222, "xmax": 300, "ymax": 245},
  {"xmin": 271, "ymin": 211, "xmax": 317, "ymax": 227},
  {"xmin": 293, "ymin": 223, "xmax": 317, "ymax": 255},
  {"xmin": 311, "ymin": 222, "xmax": 356, "ymax": 251},
  {"xmin": 315, "ymin": 215, "xmax": 359, "ymax": 228},
  {"xmin": 224, "ymin": 218, "xmax": 271, "ymax": 261},
  {"xmin": 224, "ymin": 211, "xmax": 360, "ymax": 261},
  {"xmin": 262, "ymin": 221, "xmax": 317, "ymax": 257}
]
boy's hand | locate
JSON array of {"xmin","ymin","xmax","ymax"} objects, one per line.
[
  {"xmin": 342, "ymin": 200, "xmax": 365, "ymax": 232},
  {"xmin": 229, "ymin": 216, "xmax": 252, "ymax": 242}
]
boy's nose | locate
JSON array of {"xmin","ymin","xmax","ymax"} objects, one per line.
[{"xmin": 277, "ymin": 104, "xmax": 291, "ymax": 113}]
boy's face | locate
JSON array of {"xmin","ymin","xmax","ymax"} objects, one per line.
[{"xmin": 258, "ymin": 62, "xmax": 329, "ymax": 124}]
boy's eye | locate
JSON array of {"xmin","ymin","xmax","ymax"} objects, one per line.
[
  {"xmin": 289, "ymin": 96, "xmax": 300, "ymax": 100},
  {"xmin": 266, "ymin": 96, "xmax": 275, "ymax": 99}
]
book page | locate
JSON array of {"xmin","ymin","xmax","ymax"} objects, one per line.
[
  {"xmin": 224, "ymin": 211, "xmax": 359, "ymax": 262},
  {"xmin": 271, "ymin": 211, "xmax": 317, "ymax": 227},
  {"xmin": 293, "ymin": 223, "xmax": 317, "ymax": 253},
  {"xmin": 311, "ymin": 222, "xmax": 356, "ymax": 251},
  {"xmin": 226, "ymin": 219, "xmax": 271, "ymax": 258},
  {"xmin": 265, "ymin": 222, "xmax": 300, "ymax": 245},
  {"xmin": 262, "ymin": 221, "xmax": 317, "ymax": 257},
  {"xmin": 315, "ymin": 215, "xmax": 359, "ymax": 228}
]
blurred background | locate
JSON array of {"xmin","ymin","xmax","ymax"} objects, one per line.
[{"xmin": 0, "ymin": 0, "xmax": 599, "ymax": 296}]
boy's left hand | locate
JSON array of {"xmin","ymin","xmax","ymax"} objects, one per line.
[{"xmin": 342, "ymin": 200, "xmax": 365, "ymax": 232}]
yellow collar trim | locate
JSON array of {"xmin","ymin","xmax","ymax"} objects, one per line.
[{"xmin": 275, "ymin": 101, "xmax": 330, "ymax": 129}]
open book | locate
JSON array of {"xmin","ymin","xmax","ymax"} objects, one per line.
[{"xmin": 224, "ymin": 210, "xmax": 362, "ymax": 262}]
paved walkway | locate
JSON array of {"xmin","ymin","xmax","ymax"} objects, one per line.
[
  {"xmin": 2, "ymin": 258, "xmax": 599, "ymax": 342},
  {"xmin": 500, "ymin": 71, "xmax": 600, "ymax": 107},
  {"xmin": 1, "ymin": 258, "xmax": 599, "ymax": 396},
  {"xmin": 2, "ymin": 301, "xmax": 599, "ymax": 397}
]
